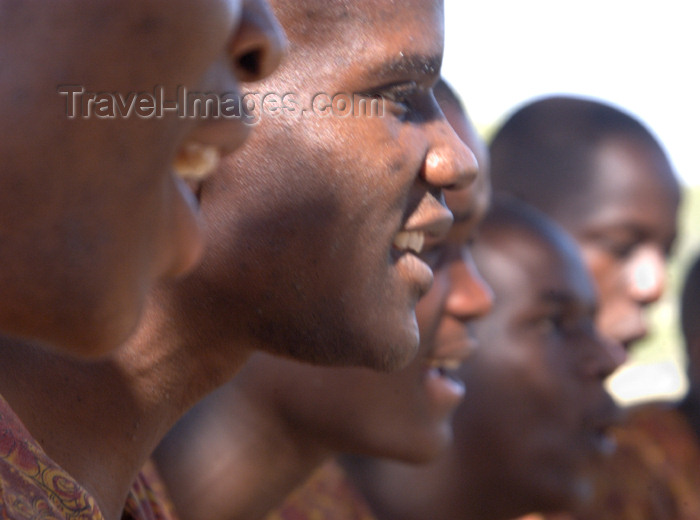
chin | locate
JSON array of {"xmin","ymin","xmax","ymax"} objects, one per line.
[
  {"xmin": 369, "ymin": 315, "xmax": 421, "ymax": 372},
  {"xmin": 253, "ymin": 304, "xmax": 420, "ymax": 371},
  {"xmin": 533, "ymin": 472, "xmax": 592, "ymax": 514},
  {"xmin": 386, "ymin": 429, "xmax": 451, "ymax": 465}
]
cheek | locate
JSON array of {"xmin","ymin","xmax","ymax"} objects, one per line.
[
  {"xmin": 346, "ymin": 119, "xmax": 423, "ymax": 196},
  {"xmin": 581, "ymin": 249, "xmax": 624, "ymax": 298}
]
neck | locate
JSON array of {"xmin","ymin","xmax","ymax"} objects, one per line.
[
  {"xmin": 153, "ymin": 379, "xmax": 332, "ymax": 520},
  {"xmin": 344, "ymin": 451, "xmax": 531, "ymax": 520},
  {"xmin": 0, "ymin": 289, "xmax": 252, "ymax": 520}
]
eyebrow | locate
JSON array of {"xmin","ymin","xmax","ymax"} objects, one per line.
[
  {"xmin": 539, "ymin": 289, "xmax": 596, "ymax": 314},
  {"xmin": 539, "ymin": 290, "xmax": 577, "ymax": 306},
  {"xmin": 368, "ymin": 53, "xmax": 442, "ymax": 83},
  {"xmin": 587, "ymin": 221, "xmax": 676, "ymax": 254}
]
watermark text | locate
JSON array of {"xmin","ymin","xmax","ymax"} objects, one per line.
[{"xmin": 58, "ymin": 85, "xmax": 385, "ymax": 124}]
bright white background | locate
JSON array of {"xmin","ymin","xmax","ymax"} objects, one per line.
[
  {"xmin": 442, "ymin": 0, "xmax": 699, "ymax": 187},
  {"xmin": 441, "ymin": 1, "xmax": 700, "ymax": 403}
]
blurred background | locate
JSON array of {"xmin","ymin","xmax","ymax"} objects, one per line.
[{"xmin": 441, "ymin": 0, "xmax": 700, "ymax": 404}]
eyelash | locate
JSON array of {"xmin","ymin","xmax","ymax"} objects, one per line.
[
  {"xmin": 538, "ymin": 313, "xmax": 566, "ymax": 334},
  {"xmin": 589, "ymin": 232, "xmax": 642, "ymax": 260},
  {"xmin": 603, "ymin": 240, "xmax": 637, "ymax": 259},
  {"xmin": 380, "ymin": 82, "xmax": 420, "ymax": 117},
  {"xmin": 538, "ymin": 310, "xmax": 581, "ymax": 334}
]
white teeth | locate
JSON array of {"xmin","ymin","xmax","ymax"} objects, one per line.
[
  {"xmin": 426, "ymin": 359, "xmax": 462, "ymax": 371},
  {"xmin": 393, "ymin": 230, "xmax": 425, "ymax": 254},
  {"xmin": 173, "ymin": 142, "xmax": 222, "ymax": 181}
]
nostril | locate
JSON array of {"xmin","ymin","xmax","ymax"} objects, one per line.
[{"xmin": 236, "ymin": 49, "xmax": 264, "ymax": 81}]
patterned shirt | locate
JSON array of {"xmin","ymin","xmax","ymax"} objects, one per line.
[
  {"xmin": 533, "ymin": 400, "xmax": 700, "ymax": 520},
  {"xmin": 1, "ymin": 394, "xmax": 178, "ymax": 520},
  {"xmin": 264, "ymin": 460, "xmax": 378, "ymax": 520},
  {"xmin": 123, "ymin": 461, "xmax": 180, "ymax": 520}
]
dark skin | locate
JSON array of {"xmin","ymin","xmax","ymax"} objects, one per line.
[
  {"xmin": 347, "ymin": 202, "xmax": 625, "ymax": 520},
  {"xmin": 153, "ymin": 88, "xmax": 493, "ymax": 520},
  {"xmin": 490, "ymin": 96, "xmax": 680, "ymax": 350},
  {"xmin": 554, "ymin": 253, "xmax": 700, "ymax": 520},
  {"xmin": 0, "ymin": 3, "xmax": 473, "ymax": 519},
  {"xmin": 0, "ymin": 0, "xmax": 284, "ymax": 357},
  {"xmin": 168, "ymin": 0, "xmax": 477, "ymax": 372},
  {"xmin": 555, "ymin": 135, "xmax": 679, "ymax": 349}
]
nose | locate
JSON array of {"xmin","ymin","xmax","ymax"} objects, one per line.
[
  {"xmin": 628, "ymin": 247, "xmax": 666, "ymax": 305},
  {"xmin": 445, "ymin": 250, "xmax": 494, "ymax": 322},
  {"xmin": 578, "ymin": 332, "xmax": 627, "ymax": 380},
  {"xmin": 230, "ymin": 0, "xmax": 286, "ymax": 82},
  {"xmin": 422, "ymin": 118, "xmax": 479, "ymax": 191}
]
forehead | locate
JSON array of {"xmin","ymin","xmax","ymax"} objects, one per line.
[
  {"xmin": 570, "ymin": 135, "xmax": 679, "ymax": 238},
  {"xmin": 275, "ymin": 0, "xmax": 445, "ymax": 83},
  {"xmin": 477, "ymin": 227, "xmax": 596, "ymax": 311}
]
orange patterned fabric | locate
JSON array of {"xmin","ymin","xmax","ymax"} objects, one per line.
[
  {"xmin": 574, "ymin": 403, "xmax": 700, "ymax": 520},
  {"xmin": 0, "ymin": 393, "xmax": 104, "ymax": 519},
  {"xmin": 517, "ymin": 513, "xmax": 571, "ymax": 520},
  {"xmin": 0, "ymin": 394, "xmax": 178, "ymax": 520},
  {"xmin": 263, "ymin": 460, "xmax": 378, "ymax": 520},
  {"xmin": 533, "ymin": 402, "xmax": 700, "ymax": 520},
  {"xmin": 123, "ymin": 461, "xmax": 180, "ymax": 520}
]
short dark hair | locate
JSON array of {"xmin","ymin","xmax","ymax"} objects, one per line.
[
  {"xmin": 489, "ymin": 95, "xmax": 668, "ymax": 217},
  {"xmin": 681, "ymin": 253, "xmax": 700, "ymax": 349}
]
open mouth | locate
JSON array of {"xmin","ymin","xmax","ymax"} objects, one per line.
[
  {"xmin": 426, "ymin": 358, "xmax": 463, "ymax": 374},
  {"xmin": 173, "ymin": 142, "xmax": 222, "ymax": 181},
  {"xmin": 585, "ymin": 402, "xmax": 622, "ymax": 457},
  {"xmin": 423, "ymin": 357, "xmax": 466, "ymax": 409},
  {"xmin": 425, "ymin": 357, "xmax": 466, "ymax": 388},
  {"xmin": 591, "ymin": 426, "xmax": 617, "ymax": 456},
  {"xmin": 392, "ymin": 230, "xmax": 426, "ymax": 254}
]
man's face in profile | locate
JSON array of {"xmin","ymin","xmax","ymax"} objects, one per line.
[
  {"xmin": 187, "ymin": 0, "xmax": 479, "ymax": 371},
  {"xmin": 458, "ymin": 220, "xmax": 621, "ymax": 513},
  {"xmin": 0, "ymin": 0, "xmax": 283, "ymax": 355},
  {"xmin": 564, "ymin": 136, "xmax": 679, "ymax": 350}
]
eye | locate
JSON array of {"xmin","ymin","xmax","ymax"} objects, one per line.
[
  {"xmin": 537, "ymin": 312, "xmax": 567, "ymax": 335},
  {"xmin": 376, "ymin": 81, "xmax": 420, "ymax": 118},
  {"xmin": 596, "ymin": 236, "xmax": 639, "ymax": 259},
  {"xmin": 537, "ymin": 309, "xmax": 592, "ymax": 337},
  {"xmin": 586, "ymin": 228, "xmax": 646, "ymax": 261}
]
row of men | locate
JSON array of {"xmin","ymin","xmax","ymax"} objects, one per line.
[
  {"xmin": 150, "ymin": 84, "xmax": 692, "ymax": 520},
  {"xmin": 0, "ymin": 0, "xmax": 695, "ymax": 519}
]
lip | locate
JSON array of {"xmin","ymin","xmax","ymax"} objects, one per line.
[
  {"xmin": 396, "ymin": 192, "xmax": 455, "ymax": 250},
  {"xmin": 612, "ymin": 312, "xmax": 648, "ymax": 349},
  {"xmin": 430, "ymin": 330, "xmax": 479, "ymax": 367},
  {"xmin": 583, "ymin": 398, "xmax": 623, "ymax": 457},
  {"xmin": 391, "ymin": 195, "xmax": 455, "ymax": 298},
  {"xmin": 589, "ymin": 428, "xmax": 617, "ymax": 457},
  {"xmin": 422, "ymin": 362, "xmax": 466, "ymax": 415},
  {"xmin": 420, "ymin": 335, "xmax": 475, "ymax": 415},
  {"xmin": 620, "ymin": 327, "xmax": 647, "ymax": 351},
  {"xmin": 391, "ymin": 251, "xmax": 434, "ymax": 301}
]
